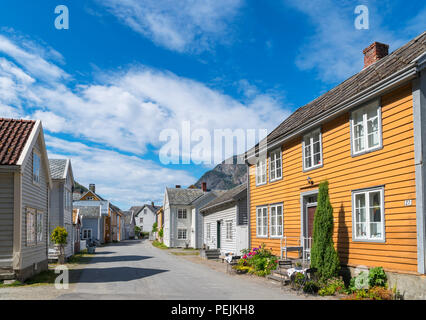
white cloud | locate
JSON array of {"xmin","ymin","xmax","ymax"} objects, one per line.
[
  {"xmin": 0, "ymin": 32, "xmax": 291, "ymax": 207},
  {"xmin": 96, "ymin": 0, "xmax": 244, "ymax": 53},
  {"xmin": 45, "ymin": 135, "xmax": 195, "ymax": 209}
]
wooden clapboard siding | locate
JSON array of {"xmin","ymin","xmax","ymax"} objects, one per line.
[
  {"xmin": 249, "ymin": 83, "xmax": 418, "ymax": 273},
  {"xmin": 0, "ymin": 173, "xmax": 14, "ymax": 259}
]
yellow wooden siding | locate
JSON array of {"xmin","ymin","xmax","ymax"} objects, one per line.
[{"xmin": 249, "ymin": 83, "xmax": 418, "ymax": 273}]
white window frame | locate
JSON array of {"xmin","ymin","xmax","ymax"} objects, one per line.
[
  {"xmin": 26, "ymin": 207, "xmax": 36, "ymax": 246},
  {"xmin": 302, "ymin": 129, "xmax": 323, "ymax": 171},
  {"xmin": 177, "ymin": 228, "xmax": 187, "ymax": 240},
  {"xmin": 36, "ymin": 211, "xmax": 43, "ymax": 243},
  {"xmin": 256, "ymin": 206, "xmax": 268, "ymax": 238},
  {"xmin": 206, "ymin": 223, "xmax": 211, "ymax": 240},
  {"xmin": 177, "ymin": 208, "xmax": 187, "ymax": 219},
  {"xmin": 225, "ymin": 220, "xmax": 233, "ymax": 241},
  {"xmin": 269, "ymin": 203, "xmax": 284, "ymax": 238},
  {"xmin": 255, "ymin": 157, "xmax": 267, "ymax": 186},
  {"xmin": 32, "ymin": 150, "xmax": 41, "ymax": 186},
  {"xmin": 82, "ymin": 229, "xmax": 92, "ymax": 240},
  {"xmin": 350, "ymin": 99, "xmax": 382, "ymax": 156},
  {"xmin": 269, "ymin": 148, "xmax": 282, "ymax": 182},
  {"xmin": 352, "ymin": 186, "xmax": 385, "ymax": 242}
]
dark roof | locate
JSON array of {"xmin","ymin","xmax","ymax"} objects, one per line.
[
  {"xmin": 129, "ymin": 206, "xmax": 143, "ymax": 214},
  {"xmin": 0, "ymin": 118, "xmax": 35, "ymax": 165},
  {"xmin": 122, "ymin": 211, "xmax": 134, "ymax": 224},
  {"xmin": 74, "ymin": 205, "xmax": 100, "ymax": 218},
  {"xmin": 166, "ymin": 188, "xmax": 205, "ymax": 205},
  {"xmin": 200, "ymin": 184, "xmax": 247, "ymax": 212},
  {"xmin": 131, "ymin": 204, "xmax": 161, "ymax": 216},
  {"xmin": 109, "ymin": 203, "xmax": 122, "ymax": 213},
  {"xmin": 254, "ymin": 32, "xmax": 426, "ymax": 152},
  {"xmin": 49, "ymin": 159, "xmax": 67, "ymax": 179}
]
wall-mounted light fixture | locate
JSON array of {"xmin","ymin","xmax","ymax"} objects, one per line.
[{"xmin": 307, "ymin": 176, "xmax": 314, "ymax": 185}]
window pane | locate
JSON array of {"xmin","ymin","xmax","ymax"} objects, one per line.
[
  {"xmin": 369, "ymin": 191, "xmax": 382, "ymax": 238},
  {"xmin": 367, "ymin": 117, "xmax": 379, "ymax": 148},
  {"xmin": 355, "ymin": 194, "xmax": 366, "ymax": 223}
]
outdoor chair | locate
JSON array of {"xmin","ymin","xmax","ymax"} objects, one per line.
[
  {"xmin": 277, "ymin": 259, "xmax": 293, "ymax": 287},
  {"xmin": 291, "ymin": 267, "xmax": 317, "ymax": 294}
]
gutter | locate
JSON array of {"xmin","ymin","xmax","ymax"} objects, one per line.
[{"xmin": 246, "ymin": 63, "xmax": 419, "ymax": 160}]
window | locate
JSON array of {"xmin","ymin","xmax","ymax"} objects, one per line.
[
  {"xmin": 177, "ymin": 228, "xmax": 187, "ymax": 240},
  {"xmin": 206, "ymin": 223, "xmax": 211, "ymax": 240},
  {"xmin": 64, "ymin": 189, "xmax": 71, "ymax": 210},
  {"xmin": 256, "ymin": 206, "xmax": 268, "ymax": 237},
  {"xmin": 82, "ymin": 229, "xmax": 92, "ymax": 240},
  {"xmin": 26, "ymin": 207, "xmax": 36, "ymax": 246},
  {"xmin": 178, "ymin": 209, "xmax": 187, "ymax": 219},
  {"xmin": 303, "ymin": 129, "xmax": 323, "ymax": 170},
  {"xmin": 226, "ymin": 221, "xmax": 233, "ymax": 240},
  {"xmin": 351, "ymin": 100, "xmax": 382, "ymax": 155},
  {"xmin": 255, "ymin": 157, "xmax": 267, "ymax": 186},
  {"xmin": 144, "ymin": 209, "xmax": 147, "ymax": 215},
  {"xmin": 352, "ymin": 187, "xmax": 384, "ymax": 241},
  {"xmin": 33, "ymin": 151, "xmax": 40, "ymax": 185},
  {"xmin": 36, "ymin": 211, "xmax": 43, "ymax": 243},
  {"xmin": 270, "ymin": 204, "xmax": 283, "ymax": 238},
  {"xmin": 269, "ymin": 149, "xmax": 282, "ymax": 182},
  {"xmin": 139, "ymin": 217, "xmax": 143, "ymax": 224},
  {"xmin": 86, "ymin": 196, "xmax": 94, "ymax": 200}
]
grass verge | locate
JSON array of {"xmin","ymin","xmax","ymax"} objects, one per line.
[{"xmin": 152, "ymin": 240, "xmax": 168, "ymax": 249}]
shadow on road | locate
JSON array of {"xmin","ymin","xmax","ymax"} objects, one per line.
[
  {"xmin": 73, "ymin": 266, "xmax": 168, "ymax": 283},
  {"xmin": 104, "ymin": 240, "xmax": 145, "ymax": 247},
  {"xmin": 89, "ymin": 255, "xmax": 153, "ymax": 263}
]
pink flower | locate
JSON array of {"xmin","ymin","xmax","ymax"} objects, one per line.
[{"xmin": 243, "ymin": 255, "xmax": 247, "ymax": 259}]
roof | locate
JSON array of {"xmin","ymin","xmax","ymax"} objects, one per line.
[
  {"xmin": 249, "ymin": 32, "xmax": 426, "ymax": 156},
  {"xmin": 72, "ymin": 209, "xmax": 80, "ymax": 225},
  {"xmin": 122, "ymin": 211, "xmax": 134, "ymax": 224},
  {"xmin": 74, "ymin": 205, "xmax": 100, "ymax": 218},
  {"xmin": 49, "ymin": 159, "xmax": 68, "ymax": 179},
  {"xmin": 131, "ymin": 204, "xmax": 161, "ymax": 216},
  {"xmin": 73, "ymin": 192, "xmax": 84, "ymax": 201},
  {"xmin": 200, "ymin": 184, "xmax": 247, "ymax": 212},
  {"xmin": 166, "ymin": 188, "xmax": 205, "ymax": 205},
  {"xmin": 0, "ymin": 118, "xmax": 35, "ymax": 165},
  {"xmin": 129, "ymin": 206, "xmax": 143, "ymax": 214}
]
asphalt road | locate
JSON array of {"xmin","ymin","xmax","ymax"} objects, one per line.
[{"xmin": 57, "ymin": 239, "xmax": 305, "ymax": 300}]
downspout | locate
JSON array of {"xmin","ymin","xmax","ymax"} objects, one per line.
[
  {"xmin": 413, "ymin": 65, "xmax": 426, "ymax": 274},
  {"xmin": 245, "ymin": 160, "xmax": 251, "ymax": 250}
]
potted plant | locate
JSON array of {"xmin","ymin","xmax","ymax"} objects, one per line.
[{"xmin": 51, "ymin": 226, "xmax": 68, "ymax": 264}]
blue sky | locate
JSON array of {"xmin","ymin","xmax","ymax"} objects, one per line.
[{"xmin": 0, "ymin": 0, "xmax": 425, "ymax": 209}]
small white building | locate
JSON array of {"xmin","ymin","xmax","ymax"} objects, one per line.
[
  {"xmin": 133, "ymin": 203, "xmax": 160, "ymax": 234},
  {"xmin": 200, "ymin": 184, "xmax": 248, "ymax": 256},
  {"xmin": 163, "ymin": 184, "xmax": 225, "ymax": 248}
]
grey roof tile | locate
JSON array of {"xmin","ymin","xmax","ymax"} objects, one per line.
[
  {"xmin": 49, "ymin": 159, "xmax": 68, "ymax": 179},
  {"xmin": 166, "ymin": 188, "xmax": 205, "ymax": 205},
  {"xmin": 200, "ymin": 184, "xmax": 247, "ymax": 212}
]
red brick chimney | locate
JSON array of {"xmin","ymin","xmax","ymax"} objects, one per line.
[
  {"xmin": 175, "ymin": 185, "xmax": 181, "ymax": 189},
  {"xmin": 363, "ymin": 42, "xmax": 389, "ymax": 69},
  {"xmin": 202, "ymin": 182, "xmax": 207, "ymax": 192}
]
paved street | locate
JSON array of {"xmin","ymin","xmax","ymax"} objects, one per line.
[{"xmin": 56, "ymin": 240, "xmax": 306, "ymax": 300}]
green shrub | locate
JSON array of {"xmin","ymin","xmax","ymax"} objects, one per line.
[
  {"xmin": 158, "ymin": 228, "xmax": 164, "ymax": 239},
  {"xmin": 318, "ymin": 277, "xmax": 345, "ymax": 296},
  {"xmin": 152, "ymin": 222, "xmax": 158, "ymax": 233},
  {"xmin": 310, "ymin": 181, "xmax": 340, "ymax": 280},
  {"xmin": 368, "ymin": 267, "xmax": 387, "ymax": 288},
  {"xmin": 303, "ymin": 281, "xmax": 320, "ymax": 294},
  {"xmin": 50, "ymin": 226, "xmax": 68, "ymax": 245},
  {"xmin": 134, "ymin": 226, "xmax": 141, "ymax": 235}
]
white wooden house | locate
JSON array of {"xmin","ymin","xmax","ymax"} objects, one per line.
[
  {"xmin": 200, "ymin": 184, "xmax": 248, "ymax": 256},
  {"xmin": 48, "ymin": 159, "xmax": 74, "ymax": 258},
  {"xmin": 0, "ymin": 119, "xmax": 52, "ymax": 281}
]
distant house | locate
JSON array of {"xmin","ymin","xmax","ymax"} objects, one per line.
[
  {"xmin": 48, "ymin": 159, "xmax": 75, "ymax": 258},
  {"xmin": 123, "ymin": 210, "xmax": 135, "ymax": 239},
  {"xmin": 0, "ymin": 118, "xmax": 52, "ymax": 281},
  {"xmin": 110, "ymin": 203, "xmax": 124, "ymax": 241},
  {"xmin": 72, "ymin": 208, "xmax": 81, "ymax": 253},
  {"xmin": 73, "ymin": 184, "xmax": 109, "ymax": 243},
  {"xmin": 134, "ymin": 203, "xmax": 161, "ymax": 234},
  {"xmin": 162, "ymin": 184, "xmax": 225, "ymax": 248},
  {"xmin": 200, "ymin": 184, "xmax": 248, "ymax": 256},
  {"xmin": 74, "ymin": 205, "xmax": 103, "ymax": 242}
]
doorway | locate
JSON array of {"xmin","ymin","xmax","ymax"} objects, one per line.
[
  {"xmin": 301, "ymin": 191, "xmax": 318, "ymax": 250},
  {"xmin": 217, "ymin": 221, "xmax": 221, "ymax": 249}
]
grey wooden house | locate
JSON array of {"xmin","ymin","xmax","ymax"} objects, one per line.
[
  {"xmin": 0, "ymin": 118, "xmax": 52, "ymax": 281},
  {"xmin": 48, "ymin": 159, "xmax": 75, "ymax": 259}
]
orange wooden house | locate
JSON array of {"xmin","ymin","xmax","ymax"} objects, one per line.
[{"xmin": 245, "ymin": 32, "xmax": 426, "ymax": 289}]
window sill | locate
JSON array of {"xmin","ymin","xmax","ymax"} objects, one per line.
[
  {"xmin": 303, "ymin": 163, "xmax": 324, "ymax": 173},
  {"xmin": 351, "ymin": 145, "xmax": 383, "ymax": 158},
  {"xmin": 352, "ymin": 238, "xmax": 385, "ymax": 243},
  {"xmin": 269, "ymin": 177, "xmax": 282, "ymax": 184},
  {"xmin": 255, "ymin": 182, "xmax": 267, "ymax": 187},
  {"xmin": 256, "ymin": 235, "xmax": 268, "ymax": 239}
]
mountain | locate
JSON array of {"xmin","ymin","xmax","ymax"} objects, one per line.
[
  {"xmin": 74, "ymin": 180, "xmax": 88, "ymax": 194},
  {"xmin": 194, "ymin": 155, "xmax": 247, "ymax": 190}
]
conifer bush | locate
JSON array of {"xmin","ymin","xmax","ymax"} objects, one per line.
[{"xmin": 310, "ymin": 181, "xmax": 340, "ymax": 280}]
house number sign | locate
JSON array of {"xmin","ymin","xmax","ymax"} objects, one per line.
[{"xmin": 404, "ymin": 200, "xmax": 412, "ymax": 206}]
